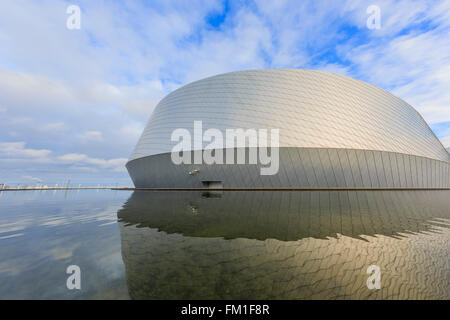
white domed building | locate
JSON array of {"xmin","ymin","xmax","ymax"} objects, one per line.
[{"xmin": 127, "ymin": 69, "xmax": 450, "ymax": 189}]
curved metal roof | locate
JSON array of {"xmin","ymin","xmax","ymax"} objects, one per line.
[{"xmin": 129, "ymin": 69, "xmax": 449, "ymax": 163}]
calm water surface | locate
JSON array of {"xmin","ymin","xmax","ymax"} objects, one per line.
[{"xmin": 0, "ymin": 189, "xmax": 449, "ymax": 299}]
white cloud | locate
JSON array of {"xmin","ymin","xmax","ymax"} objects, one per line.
[
  {"xmin": 119, "ymin": 122, "xmax": 144, "ymax": 142},
  {"xmin": 40, "ymin": 122, "xmax": 68, "ymax": 132},
  {"xmin": 57, "ymin": 153, "xmax": 89, "ymax": 162},
  {"xmin": 316, "ymin": 63, "xmax": 351, "ymax": 77},
  {"xmin": 0, "ymin": 68, "xmax": 164, "ymax": 119},
  {"xmin": 0, "ymin": 68, "xmax": 73, "ymax": 112},
  {"xmin": 337, "ymin": 2, "xmax": 450, "ymax": 125},
  {"xmin": 57, "ymin": 153, "xmax": 127, "ymax": 172},
  {"xmin": 21, "ymin": 175, "xmax": 42, "ymax": 183},
  {"xmin": 441, "ymin": 136, "xmax": 450, "ymax": 148},
  {"xmin": 0, "ymin": 141, "xmax": 127, "ymax": 173},
  {"xmin": 77, "ymin": 130, "xmax": 103, "ymax": 142},
  {"xmin": 0, "ymin": 142, "xmax": 51, "ymax": 158},
  {"xmin": 68, "ymin": 166, "xmax": 99, "ymax": 173}
]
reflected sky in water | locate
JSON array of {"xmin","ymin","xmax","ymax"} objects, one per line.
[
  {"xmin": 0, "ymin": 189, "xmax": 449, "ymax": 299},
  {"xmin": 0, "ymin": 189, "xmax": 131, "ymax": 299}
]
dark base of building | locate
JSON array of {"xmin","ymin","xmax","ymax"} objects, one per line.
[{"xmin": 126, "ymin": 147, "xmax": 450, "ymax": 189}]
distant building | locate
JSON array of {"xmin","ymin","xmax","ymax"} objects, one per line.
[{"xmin": 127, "ymin": 69, "xmax": 450, "ymax": 189}]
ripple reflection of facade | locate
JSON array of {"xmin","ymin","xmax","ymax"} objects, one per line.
[
  {"xmin": 127, "ymin": 69, "xmax": 450, "ymax": 189},
  {"xmin": 117, "ymin": 190, "xmax": 450, "ymax": 299}
]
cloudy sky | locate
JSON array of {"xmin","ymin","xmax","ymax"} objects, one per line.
[{"xmin": 0, "ymin": 0, "xmax": 449, "ymax": 186}]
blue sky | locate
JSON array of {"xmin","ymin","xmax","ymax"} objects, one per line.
[{"xmin": 0, "ymin": 0, "xmax": 449, "ymax": 186}]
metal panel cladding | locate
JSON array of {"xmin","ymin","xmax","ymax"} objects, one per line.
[{"xmin": 129, "ymin": 69, "xmax": 449, "ymax": 164}]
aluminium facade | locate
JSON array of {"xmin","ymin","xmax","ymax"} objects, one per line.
[{"xmin": 127, "ymin": 69, "xmax": 450, "ymax": 189}]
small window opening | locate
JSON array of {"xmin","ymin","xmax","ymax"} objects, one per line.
[{"xmin": 201, "ymin": 181, "xmax": 223, "ymax": 189}]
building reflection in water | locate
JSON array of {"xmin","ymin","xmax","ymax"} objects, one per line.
[{"xmin": 117, "ymin": 191, "xmax": 450, "ymax": 299}]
